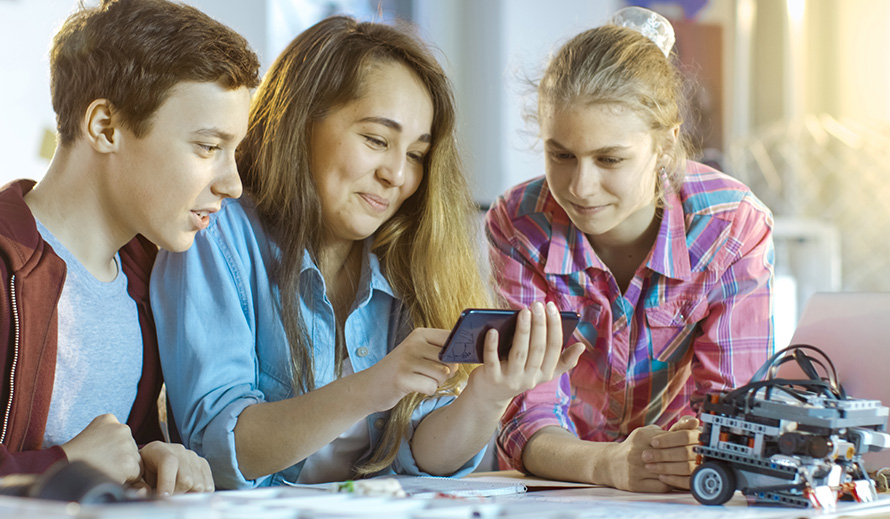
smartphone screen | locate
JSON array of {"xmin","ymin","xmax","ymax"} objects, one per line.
[{"xmin": 438, "ymin": 308, "xmax": 581, "ymax": 363}]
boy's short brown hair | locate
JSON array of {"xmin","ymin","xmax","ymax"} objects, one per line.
[{"xmin": 50, "ymin": 0, "xmax": 261, "ymax": 145}]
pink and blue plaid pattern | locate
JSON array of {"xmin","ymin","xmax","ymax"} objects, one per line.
[{"xmin": 486, "ymin": 162, "xmax": 775, "ymax": 471}]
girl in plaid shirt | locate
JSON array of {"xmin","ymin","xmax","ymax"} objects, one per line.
[{"xmin": 487, "ymin": 8, "xmax": 774, "ymax": 493}]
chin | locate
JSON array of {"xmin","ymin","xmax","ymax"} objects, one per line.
[
  {"xmin": 156, "ymin": 234, "xmax": 196, "ymax": 253},
  {"xmin": 574, "ymin": 221, "xmax": 615, "ymax": 237}
]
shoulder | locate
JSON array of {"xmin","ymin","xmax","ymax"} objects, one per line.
[
  {"xmin": 209, "ymin": 197, "xmax": 263, "ymax": 234},
  {"xmin": 0, "ymin": 180, "xmax": 43, "ymax": 269},
  {"xmin": 679, "ymin": 162, "xmax": 773, "ymax": 226},
  {"xmin": 0, "ymin": 181, "xmax": 71, "ymax": 290},
  {"xmin": 491, "ymin": 176, "xmax": 556, "ymax": 219},
  {"xmin": 153, "ymin": 196, "xmax": 274, "ymax": 279},
  {"xmin": 487, "ymin": 176, "xmax": 565, "ymax": 241},
  {"xmin": 202, "ymin": 197, "xmax": 273, "ymax": 256},
  {"xmin": 677, "ymin": 162, "xmax": 774, "ymax": 269}
]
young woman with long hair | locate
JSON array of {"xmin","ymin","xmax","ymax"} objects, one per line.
[{"xmin": 151, "ymin": 15, "xmax": 582, "ymax": 489}]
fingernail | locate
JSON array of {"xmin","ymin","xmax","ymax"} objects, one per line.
[
  {"xmin": 546, "ymin": 301, "xmax": 557, "ymax": 314},
  {"xmin": 642, "ymin": 451, "xmax": 653, "ymax": 462},
  {"xmin": 651, "ymin": 439, "xmax": 660, "ymax": 448},
  {"xmin": 646, "ymin": 464, "xmax": 656, "ymax": 471},
  {"xmin": 519, "ymin": 308, "xmax": 531, "ymax": 324},
  {"xmin": 533, "ymin": 302, "xmax": 544, "ymax": 315}
]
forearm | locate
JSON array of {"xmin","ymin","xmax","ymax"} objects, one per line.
[
  {"xmin": 411, "ymin": 388, "xmax": 508, "ymax": 476},
  {"xmin": 522, "ymin": 426, "xmax": 615, "ymax": 486},
  {"xmin": 233, "ymin": 370, "xmax": 378, "ymax": 480}
]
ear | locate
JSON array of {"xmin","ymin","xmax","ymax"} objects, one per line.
[
  {"xmin": 657, "ymin": 125, "xmax": 681, "ymax": 166},
  {"xmin": 662, "ymin": 124, "xmax": 680, "ymax": 152},
  {"xmin": 82, "ymin": 99, "xmax": 121, "ymax": 153}
]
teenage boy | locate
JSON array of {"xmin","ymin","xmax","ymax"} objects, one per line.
[{"xmin": 0, "ymin": 0, "xmax": 260, "ymax": 494}]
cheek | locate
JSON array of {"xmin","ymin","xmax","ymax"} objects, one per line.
[
  {"xmin": 545, "ymin": 168, "xmax": 574, "ymax": 201},
  {"xmin": 640, "ymin": 170, "xmax": 658, "ymax": 196},
  {"xmin": 627, "ymin": 173, "xmax": 657, "ymax": 207},
  {"xmin": 400, "ymin": 170, "xmax": 424, "ymax": 201},
  {"xmin": 316, "ymin": 181, "xmax": 340, "ymax": 213}
]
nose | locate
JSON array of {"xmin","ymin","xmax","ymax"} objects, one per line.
[
  {"xmin": 568, "ymin": 159, "xmax": 600, "ymax": 199},
  {"xmin": 211, "ymin": 152, "xmax": 243, "ymax": 200},
  {"xmin": 376, "ymin": 151, "xmax": 407, "ymax": 188}
]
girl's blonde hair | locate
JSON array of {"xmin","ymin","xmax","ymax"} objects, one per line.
[
  {"xmin": 237, "ymin": 15, "xmax": 491, "ymax": 476},
  {"xmin": 536, "ymin": 24, "xmax": 691, "ymax": 203}
]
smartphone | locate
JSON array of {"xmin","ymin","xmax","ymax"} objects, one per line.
[{"xmin": 438, "ymin": 308, "xmax": 581, "ymax": 363}]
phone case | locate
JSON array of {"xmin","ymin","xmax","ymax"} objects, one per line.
[{"xmin": 438, "ymin": 308, "xmax": 581, "ymax": 363}]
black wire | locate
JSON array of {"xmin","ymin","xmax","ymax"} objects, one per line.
[
  {"xmin": 752, "ymin": 344, "xmax": 844, "ymax": 398},
  {"xmin": 716, "ymin": 344, "xmax": 849, "ymax": 414},
  {"xmin": 723, "ymin": 378, "xmax": 841, "ymax": 414}
]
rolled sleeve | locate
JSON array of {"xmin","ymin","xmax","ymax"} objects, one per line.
[
  {"xmin": 487, "ymin": 197, "xmax": 577, "ymax": 471},
  {"xmin": 391, "ymin": 395, "xmax": 486, "ymax": 477},
  {"xmin": 197, "ymin": 396, "xmax": 269, "ymax": 488},
  {"xmin": 497, "ymin": 373, "xmax": 575, "ymax": 472}
]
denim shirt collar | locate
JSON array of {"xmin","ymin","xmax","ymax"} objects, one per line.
[{"xmin": 298, "ymin": 238, "xmax": 397, "ymax": 303}]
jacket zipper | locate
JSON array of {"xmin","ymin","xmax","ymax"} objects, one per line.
[{"xmin": 1, "ymin": 275, "xmax": 19, "ymax": 444}]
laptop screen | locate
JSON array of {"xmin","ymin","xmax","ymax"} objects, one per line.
[{"xmin": 781, "ymin": 292, "xmax": 890, "ymax": 472}]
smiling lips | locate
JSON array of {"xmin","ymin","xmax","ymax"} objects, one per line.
[
  {"xmin": 359, "ymin": 192, "xmax": 390, "ymax": 212},
  {"xmin": 571, "ymin": 202, "xmax": 608, "ymax": 215}
]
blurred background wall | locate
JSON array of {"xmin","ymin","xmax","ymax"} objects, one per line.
[{"xmin": 2, "ymin": 0, "xmax": 889, "ymax": 345}]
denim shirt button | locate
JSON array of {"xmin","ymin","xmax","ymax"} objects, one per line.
[
  {"xmin": 356, "ymin": 346, "xmax": 370, "ymax": 357},
  {"xmin": 374, "ymin": 418, "xmax": 385, "ymax": 429}
]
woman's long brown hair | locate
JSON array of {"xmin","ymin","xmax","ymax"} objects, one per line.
[{"xmin": 237, "ymin": 15, "xmax": 492, "ymax": 476}]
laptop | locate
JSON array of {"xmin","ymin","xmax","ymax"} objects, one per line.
[{"xmin": 779, "ymin": 292, "xmax": 890, "ymax": 471}]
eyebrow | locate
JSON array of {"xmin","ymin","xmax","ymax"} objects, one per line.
[
  {"xmin": 544, "ymin": 138, "xmax": 631, "ymax": 155},
  {"xmin": 360, "ymin": 116, "xmax": 431, "ymax": 143},
  {"xmin": 192, "ymin": 128, "xmax": 238, "ymax": 142}
]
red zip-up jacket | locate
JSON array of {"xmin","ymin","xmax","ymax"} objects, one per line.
[{"xmin": 0, "ymin": 179, "xmax": 163, "ymax": 475}]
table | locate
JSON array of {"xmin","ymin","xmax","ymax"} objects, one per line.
[{"xmin": 1, "ymin": 471, "xmax": 888, "ymax": 518}]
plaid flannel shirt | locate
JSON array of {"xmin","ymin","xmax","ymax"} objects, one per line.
[{"xmin": 486, "ymin": 162, "xmax": 775, "ymax": 471}]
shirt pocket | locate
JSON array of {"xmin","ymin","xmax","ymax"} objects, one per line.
[{"xmin": 644, "ymin": 298, "xmax": 709, "ymax": 364}]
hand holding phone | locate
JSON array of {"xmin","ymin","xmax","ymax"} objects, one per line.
[{"xmin": 439, "ymin": 308, "xmax": 581, "ymax": 363}]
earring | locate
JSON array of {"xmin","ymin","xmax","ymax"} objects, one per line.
[{"xmin": 655, "ymin": 166, "xmax": 668, "ymax": 208}]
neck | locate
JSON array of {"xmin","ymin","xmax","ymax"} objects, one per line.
[
  {"xmin": 317, "ymin": 238, "xmax": 361, "ymax": 281},
  {"xmin": 587, "ymin": 204, "xmax": 659, "ymax": 253},
  {"xmin": 25, "ymin": 145, "xmax": 131, "ymax": 282},
  {"xmin": 318, "ymin": 238, "xmax": 363, "ymax": 319},
  {"xmin": 587, "ymin": 207, "xmax": 661, "ymax": 291}
]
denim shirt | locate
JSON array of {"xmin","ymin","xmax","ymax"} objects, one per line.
[{"xmin": 150, "ymin": 198, "xmax": 484, "ymax": 489}]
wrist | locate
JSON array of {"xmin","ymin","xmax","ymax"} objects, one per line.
[
  {"xmin": 347, "ymin": 366, "xmax": 396, "ymax": 413},
  {"xmin": 589, "ymin": 441, "xmax": 619, "ymax": 487},
  {"xmin": 459, "ymin": 378, "xmax": 513, "ymax": 415},
  {"xmin": 525, "ymin": 429, "xmax": 616, "ymax": 487}
]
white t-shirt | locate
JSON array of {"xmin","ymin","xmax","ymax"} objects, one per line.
[{"xmin": 37, "ymin": 220, "xmax": 143, "ymax": 447}]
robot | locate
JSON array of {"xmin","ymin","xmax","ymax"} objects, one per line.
[{"xmin": 690, "ymin": 345, "xmax": 890, "ymax": 509}]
